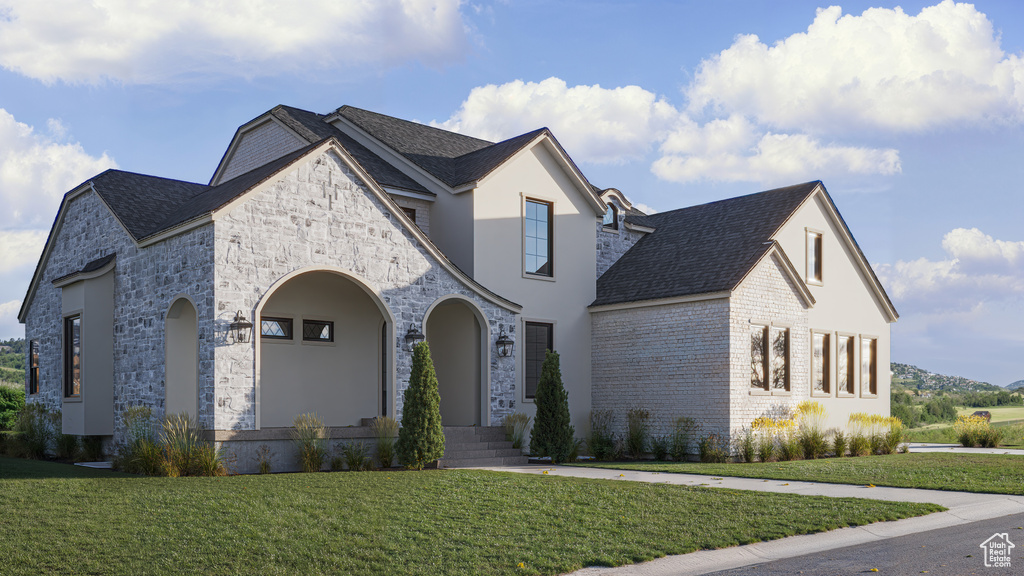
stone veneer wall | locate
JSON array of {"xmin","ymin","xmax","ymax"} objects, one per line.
[
  {"xmin": 213, "ymin": 149, "xmax": 518, "ymax": 431},
  {"xmin": 23, "ymin": 190, "xmax": 216, "ymax": 441},
  {"xmin": 591, "ymin": 297, "xmax": 732, "ymax": 442},
  {"xmin": 388, "ymin": 195, "xmax": 432, "ymax": 236},
  {"xmin": 728, "ymin": 253, "xmax": 810, "ymax": 434},
  {"xmin": 220, "ymin": 120, "xmax": 305, "ymax": 182},
  {"xmin": 596, "ymin": 196, "xmax": 645, "ymax": 278}
]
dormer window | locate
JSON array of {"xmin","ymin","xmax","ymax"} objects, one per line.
[
  {"xmin": 602, "ymin": 203, "xmax": 618, "ymax": 230},
  {"xmin": 806, "ymin": 229, "xmax": 823, "ymax": 284}
]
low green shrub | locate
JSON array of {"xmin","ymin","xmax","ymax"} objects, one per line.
[
  {"xmin": 0, "ymin": 386, "xmax": 25, "ymax": 430},
  {"xmin": 669, "ymin": 416, "xmax": 696, "ymax": 461},
  {"xmin": 848, "ymin": 433, "xmax": 870, "ymax": 457},
  {"xmin": 292, "ymin": 412, "xmax": 328, "ymax": 473},
  {"xmin": 777, "ymin": 431, "xmax": 801, "ymax": 461},
  {"xmin": 650, "ymin": 436, "xmax": 668, "ymax": 461},
  {"xmin": 880, "ymin": 420, "xmax": 907, "ymax": 455},
  {"xmin": 13, "ymin": 404, "xmax": 55, "ymax": 459},
  {"xmin": 697, "ymin": 433, "xmax": 727, "ymax": 463},
  {"xmin": 587, "ymin": 409, "xmax": 617, "ymax": 461},
  {"xmin": 625, "ymin": 407, "xmax": 650, "ymax": 459},
  {"xmin": 116, "ymin": 437, "xmax": 166, "ymax": 476},
  {"xmin": 799, "ymin": 427, "xmax": 827, "ymax": 460},
  {"xmin": 831, "ymin": 430, "xmax": 848, "ymax": 457},
  {"xmin": 195, "ymin": 442, "xmax": 228, "ymax": 476},
  {"xmin": 502, "ymin": 412, "xmax": 531, "ymax": 451},
  {"xmin": 369, "ymin": 416, "xmax": 399, "ymax": 468},
  {"xmin": 569, "ymin": 438, "xmax": 584, "ymax": 462},
  {"xmin": 735, "ymin": 428, "xmax": 755, "ymax": 463},
  {"xmin": 55, "ymin": 434, "xmax": 80, "ymax": 460},
  {"xmin": 256, "ymin": 444, "xmax": 272, "ymax": 474},
  {"xmin": 339, "ymin": 441, "xmax": 371, "ymax": 471},
  {"xmin": 81, "ymin": 435, "xmax": 104, "ymax": 461}
]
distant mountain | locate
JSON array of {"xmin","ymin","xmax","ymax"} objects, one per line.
[
  {"xmin": 1007, "ymin": 380, "xmax": 1024, "ymax": 390},
  {"xmin": 891, "ymin": 362, "xmax": 1005, "ymax": 393}
]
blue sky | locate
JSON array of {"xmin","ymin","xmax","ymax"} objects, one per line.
[{"xmin": 1, "ymin": 0, "xmax": 1023, "ymax": 385}]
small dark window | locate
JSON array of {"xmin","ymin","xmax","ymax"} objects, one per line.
[
  {"xmin": 602, "ymin": 203, "xmax": 618, "ymax": 230},
  {"xmin": 303, "ymin": 319, "xmax": 334, "ymax": 342},
  {"xmin": 525, "ymin": 199, "xmax": 553, "ymax": 277},
  {"xmin": 524, "ymin": 322, "xmax": 553, "ymax": 399},
  {"xmin": 401, "ymin": 207, "xmax": 416, "ymax": 221},
  {"xmin": 28, "ymin": 340, "xmax": 39, "ymax": 395},
  {"xmin": 64, "ymin": 315, "xmax": 81, "ymax": 397},
  {"xmin": 261, "ymin": 317, "xmax": 293, "ymax": 340}
]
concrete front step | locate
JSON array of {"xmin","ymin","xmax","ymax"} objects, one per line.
[{"xmin": 438, "ymin": 426, "xmax": 526, "ymax": 468}]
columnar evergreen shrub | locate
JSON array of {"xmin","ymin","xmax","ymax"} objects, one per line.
[
  {"xmin": 397, "ymin": 342, "xmax": 445, "ymax": 470},
  {"xmin": 529, "ymin": 350, "xmax": 575, "ymax": 463}
]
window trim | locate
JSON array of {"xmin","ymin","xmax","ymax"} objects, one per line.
[
  {"xmin": 301, "ymin": 318, "xmax": 335, "ymax": 344},
  {"xmin": 836, "ymin": 332, "xmax": 857, "ymax": 397},
  {"xmin": 28, "ymin": 339, "xmax": 39, "ymax": 396},
  {"xmin": 602, "ymin": 202, "xmax": 619, "ymax": 231},
  {"xmin": 522, "ymin": 196, "xmax": 555, "ymax": 281},
  {"xmin": 521, "ymin": 318, "xmax": 555, "ymax": 403},
  {"xmin": 806, "ymin": 227, "xmax": 824, "ymax": 286},
  {"xmin": 860, "ymin": 335, "xmax": 879, "ymax": 398},
  {"xmin": 810, "ymin": 330, "xmax": 831, "ymax": 398},
  {"xmin": 63, "ymin": 313, "xmax": 82, "ymax": 399},
  {"xmin": 260, "ymin": 316, "xmax": 294, "ymax": 341},
  {"xmin": 749, "ymin": 321, "xmax": 791, "ymax": 396}
]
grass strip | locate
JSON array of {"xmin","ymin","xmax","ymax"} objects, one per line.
[
  {"xmin": 575, "ymin": 453, "xmax": 1024, "ymax": 495},
  {"xmin": 0, "ymin": 457, "xmax": 940, "ymax": 575}
]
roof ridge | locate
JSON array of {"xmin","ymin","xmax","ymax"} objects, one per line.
[
  {"xmin": 336, "ymin": 105, "xmax": 495, "ymax": 146},
  {"xmin": 649, "ymin": 180, "xmax": 822, "ymax": 220},
  {"xmin": 452, "ymin": 127, "xmax": 547, "ymax": 161},
  {"xmin": 96, "ymin": 168, "xmax": 207, "ymax": 188}
]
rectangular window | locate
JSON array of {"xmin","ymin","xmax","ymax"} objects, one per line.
[
  {"xmin": 64, "ymin": 315, "xmax": 81, "ymax": 397},
  {"xmin": 28, "ymin": 340, "xmax": 39, "ymax": 395},
  {"xmin": 401, "ymin": 207, "xmax": 416, "ymax": 221},
  {"xmin": 807, "ymin": 230, "xmax": 823, "ymax": 283},
  {"xmin": 750, "ymin": 325, "xmax": 768, "ymax": 390},
  {"xmin": 838, "ymin": 335, "xmax": 855, "ymax": 394},
  {"xmin": 261, "ymin": 317, "xmax": 293, "ymax": 340},
  {"xmin": 302, "ymin": 319, "xmax": 334, "ymax": 342},
  {"xmin": 812, "ymin": 332, "xmax": 830, "ymax": 395},
  {"xmin": 861, "ymin": 337, "xmax": 877, "ymax": 395},
  {"xmin": 524, "ymin": 321, "xmax": 553, "ymax": 399},
  {"xmin": 524, "ymin": 199, "xmax": 553, "ymax": 277},
  {"xmin": 770, "ymin": 327, "xmax": 790, "ymax": 391}
]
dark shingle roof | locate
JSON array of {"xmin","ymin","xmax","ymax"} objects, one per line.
[
  {"xmin": 89, "ymin": 171, "xmax": 208, "ymax": 239},
  {"xmin": 593, "ymin": 182, "xmax": 821, "ymax": 307},
  {"xmin": 623, "ymin": 207, "xmax": 655, "ymax": 230}
]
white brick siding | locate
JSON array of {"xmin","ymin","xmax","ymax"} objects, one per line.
[
  {"xmin": 388, "ymin": 195, "xmax": 432, "ymax": 236},
  {"xmin": 220, "ymin": 120, "xmax": 305, "ymax": 182}
]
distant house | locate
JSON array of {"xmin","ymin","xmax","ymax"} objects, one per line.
[{"xmin": 19, "ymin": 104, "xmax": 897, "ymax": 470}]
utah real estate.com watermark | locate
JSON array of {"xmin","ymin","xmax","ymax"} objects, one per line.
[{"xmin": 980, "ymin": 533, "xmax": 1014, "ymax": 568}]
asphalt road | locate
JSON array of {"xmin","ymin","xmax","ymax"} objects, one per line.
[{"xmin": 706, "ymin": 513, "xmax": 1024, "ymax": 576}]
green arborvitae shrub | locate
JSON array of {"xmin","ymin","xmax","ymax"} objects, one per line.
[
  {"xmin": 0, "ymin": 386, "xmax": 25, "ymax": 430},
  {"xmin": 529, "ymin": 350, "xmax": 575, "ymax": 464},
  {"xmin": 397, "ymin": 342, "xmax": 445, "ymax": 470}
]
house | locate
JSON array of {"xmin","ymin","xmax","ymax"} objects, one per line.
[{"xmin": 18, "ymin": 104, "xmax": 897, "ymax": 470}]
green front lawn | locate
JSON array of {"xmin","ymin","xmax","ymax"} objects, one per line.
[
  {"xmin": 0, "ymin": 457, "xmax": 941, "ymax": 575},
  {"xmin": 576, "ymin": 453, "xmax": 1024, "ymax": 495}
]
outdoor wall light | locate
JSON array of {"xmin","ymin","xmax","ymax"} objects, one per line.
[
  {"xmin": 405, "ymin": 324, "xmax": 425, "ymax": 351},
  {"xmin": 230, "ymin": 311, "xmax": 253, "ymax": 344},
  {"xmin": 496, "ymin": 327, "xmax": 514, "ymax": 358}
]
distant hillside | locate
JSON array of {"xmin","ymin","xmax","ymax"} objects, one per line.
[
  {"xmin": 891, "ymin": 362, "xmax": 1005, "ymax": 394},
  {"xmin": 1008, "ymin": 380, "xmax": 1024, "ymax": 390}
]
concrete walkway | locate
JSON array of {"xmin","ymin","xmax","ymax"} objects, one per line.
[
  {"xmin": 908, "ymin": 442, "xmax": 1024, "ymax": 455},
  {"xmin": 477, "ymin": 465, "xmax": 1024, "ymax": 576}
]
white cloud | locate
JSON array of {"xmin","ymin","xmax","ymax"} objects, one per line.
[
  {"xmin": 0, "ymin": 300, "xmax": 23, "ymax": 340},
  {"xmin": 434, "ymin": 77, "xmax": 679, "ymax": 164},
  {"xmin": 686, "ymin": 1, "xmax": 1024, "ymax": 134},
  {"xmin": 0, "ymin": 230, "xmax": 47, "ymax": 274},
  {"xmin": 632, "ymin": 203, "xmax": 657, "ymax": 215},
  {"xmin": 0, "ymin": 0, "xmax": 469, "ymax": 84},
  {"xmin": 0, "ymin": 109, "xmax": 116, "ymax": 229}
]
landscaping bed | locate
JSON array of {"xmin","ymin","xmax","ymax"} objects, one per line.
[
  {"xmin": 575, "ymin": 452, "xmax": 1024, "ymax": 495},
  {"xmin": 0, "ymin": 457, "xmax": 941, "ymax": 575}
]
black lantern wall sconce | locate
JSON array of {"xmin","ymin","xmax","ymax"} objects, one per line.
[
  {"xmin": 405, "ymin": 324, "xmax": 425, "ymax": 351},
  {"xmin": 230, "ymin": 311, "xmax": 253, "ymax": 344},
  {"xmin": 495, "ymin": 327, "xmax": 514, "ymax": 357}
]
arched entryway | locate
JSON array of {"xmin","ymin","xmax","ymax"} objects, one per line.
[
  {"xmin": 165, "ymin": 297, "xmax": 198, "ymax": 418},
  {"xmin": 255, "ymin": 269, "xmax": 393, "ymax": 428},
  {"xmin": 424, "ymin": 296, "xmax": 489, "ymax": 426}
]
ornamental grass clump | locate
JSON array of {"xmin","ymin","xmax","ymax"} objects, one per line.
[
  {"xmin": 734, "ymin": 427, "xmax": 755, "ymax": 463},
  {"xmin": 880, "ymin": 417, "xmax": 907, "ymax": 455},
  {"xmin": 650, "ymin": 436, "xmax": 669, "ymax": 461},
  {"xmin": 669, "ymin": 416, "xmax": 696, "ymax": 461},
  {"xmin": 369, "ymin": 416, "xmax": 399, "ymax": 468},
  {"xmin": 953, "ymin": 414, "xmax": 1002, "ymax": 448},
  {"xmin": 752, "ymin": 416, "xmax": 798, "ymax": 462},
  {"xmin": 338, "ymin": 441, "xmax": 372, "ymax": 471},
  {"xmin": 12, "ymin": 404, "xmax": 56, "ymax": 459},
  {"xmin": 256, "ymin": 444, "xmax": 272, "ymax": 474},
  {"xmin": 796, "ymin": 401, "xmax": 828, "ymax": 460},
  {"xmin": 831, "ymin": 429, "xmax": 848, "ymax": 457},
  {"xmin": 114, "ymin": 406, "xmax": 164, "ymax": 475},
  {"xmin": 625, "ymin": 407, "xmax": 650, "ymax": 459},
  {"xmin": 162, "ymin": 412, "xmax": 204, "ymax": 476},
  {"xmin": 292, "ymin": 412, "xmax": 329, "ymax": 473},
  {"xmin": 502, "ymin": 412, "xmax": 531, "ymax": 451},
  {"xmin": 697, "ymin": 433, "xmax": 728, "ymax": 463},
  {"xmin": 587, "ymin": 410, "xmax": 617, "ymax": 461}
]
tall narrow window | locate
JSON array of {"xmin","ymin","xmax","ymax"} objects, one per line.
[
  {"xmin": 861, "ymin": 337, "xmax": 877, "ymax": 395},
  {"xmin": 524, "ymin": 199, "xmax": 553, "ymax": 277},
  {"xmin": 838, "ymin": 335, "xmax": 855, "ymax": 394},
  {"xmin": 807, "ymin": 230, "xmax": 823, "ymax": 283},
  {"xmin": 812, "ymin": 332, "xmax": 830, "ymax": 394},
  {"xmin": 750, "ymin": 325, "xmax": 768, "ymax": 390},
  {"xmin": 602, "ymin": 203, "xmax": 618, "ymax": 230},
  {"xmin": 28, "ymin": 340, "xmax": 39, "ymax": 395},
  {"xmin": 770, "ymin": 327, "xmax": 790, "ymax": 391},
  {"xmin": 524, "ymin": 322, "xmax": 553, "ymax": 399},
  {"xmin": 64, "ymin": 315, "xmax": 81, "ymax": 397}
]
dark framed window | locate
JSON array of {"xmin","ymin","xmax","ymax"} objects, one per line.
[
  {"xmin": 64, "ymin": 315, "xmax": 81, "ymax": 397},
  {"xmin": 812, "ymin": 332, "xmax": 830, "ymax": 395},
  {"xmin": 401, "ymin": 207, "xmax": 416, "ymax": 221},
  {"xmin": 750, "ymin": 325, "xmax": 768, "ymax": 390},
  {"xmin": 303, "ymin": 319, "xmax": 334, "ymax": 342},
  {"xmin": 524, "ymin": 199, "xmax": 553, "ymax": 277},
  {"xmin": 861, "ymin": 337, "xmax": 877, "ymax": 395},
  {"xmin": 28, "ymin": 340, "xmax": 39, "ymax": 395},
  {"xmin": 770, "ymin": 327, "xmax": 790, "ymax": 391},
  {"xmin": 751, "ymin": 325, "xmax": 789, "ymax": 392},
  {"xmin": 602, "ymin": 203, "xmax": 618, "ymax": 230},
  {"xmin": 838, "ymin": 335, "xmax": 855, "ymax": 394},
  {"xmin": 261, "ymin": 317, "xmax": 293, "ymax": 340},
  {"xmin": 524, "ymin": 322, "xmax": 553, "ymax": 399},
  {"xmin": 807, "ymin": 230, "xmax": 823, "ymax": 283}
]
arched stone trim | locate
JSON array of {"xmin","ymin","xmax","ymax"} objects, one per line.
[
  {"xmin": 422, "ymin": 294, "xmax": 493, "ymax": 426},
  {"xmin": 252, "ymin": 265, "xmax": 398, "ymax": 429}
]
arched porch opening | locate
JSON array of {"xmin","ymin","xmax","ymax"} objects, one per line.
[
  {"xmin": 165, "ymin": 297, "xmax": 198, "ymax": 419},
  {"xmin": 255, "ymin": 269, "xmax": 393, "ymax": 428},
  {"xmin": 424, "ymin": 295, "xmax": 490, "ymax": 426}
]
